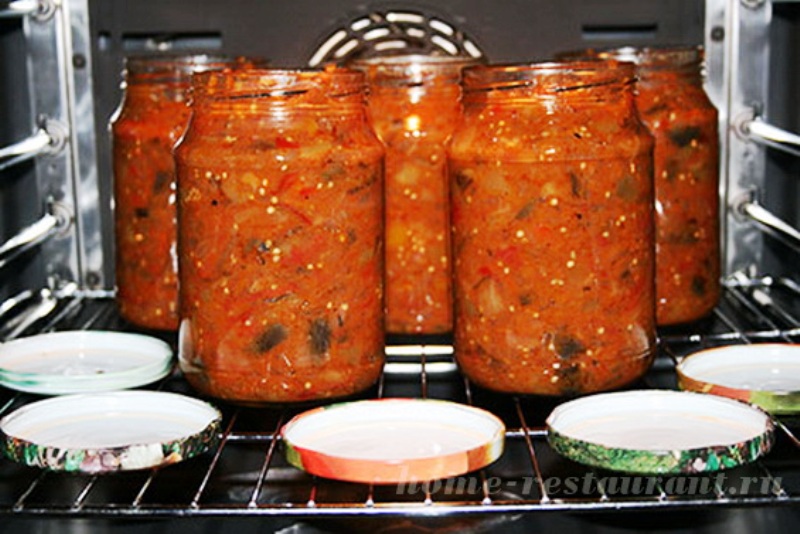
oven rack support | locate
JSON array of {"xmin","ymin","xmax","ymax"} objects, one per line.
[
  {"xmin": 0, "ymin": 123, "xmax": 60, "ymax": 173},
  {"xmin": 706, "ymin": 0, "xmax": 800, "ymax": 275},
  {"xmin": 0, "ymin": 208, "xmax": 65, "ymax": 272},
  {"xmin": 736, "ymin": 199, "xmax": 800, "ymax": 254},
  {"xmin": 706, "ymin": 0, "xmax": 768, "ymax": 276},
  {"xmin": 0, "ymin": 0, "xmax": 103, "ymax": 293},
  {"xmin": 0, "ymin": 0, "xmax": 54, "ymax": 20},
  {"xmin": 743, "ymin": 117, "xmax": 800, "ymax": 158}
]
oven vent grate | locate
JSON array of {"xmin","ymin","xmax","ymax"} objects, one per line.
[{"xmin": 307, "ymin": 10, "xmax": 484, "ymax": 67}]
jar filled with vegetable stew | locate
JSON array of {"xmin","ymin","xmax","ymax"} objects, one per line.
[
  {"xmin": 611, "ymin": 46, "xmax": 720, "ymax": 326},
  {"xmin": 175, "ymin": 68, "xmax": 385, "ymax": 404},
  {"xmin": 111, "ymin": 54, "xmax": 238, "ymax": 330},
  {"xmin": 448, "ymin": 61, "xmax": 656, "ymax": 395},
  {"xmin": 352, "ymin": 55, "xmax": 478, "ymax": 335}
]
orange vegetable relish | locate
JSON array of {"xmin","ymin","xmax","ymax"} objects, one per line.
[
  {"xmin": 628, "ymin": 47, "xmax": 720, "ymax": 325},
  {"xmin": 175, "ymin": 68, "xmax": 385, "ymax": 403},
  {"xmin": 563, "ymin": 46, "xmax": 721, "ymax": 325},
  {"xmin": 354, "ymin": 56, "xmax": 477, "ymax": 334},
  {"xmin": 112, "ymin": 55, "xmax": 242, "ymax": 330},
  {"xmin": 448, "ymin": 61, "xmax": 657, "ymax": 395}
]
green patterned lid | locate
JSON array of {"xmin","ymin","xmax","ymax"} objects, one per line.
[{"xmin": 546, "ymin": 390, "xmax": 774, "ymax": 474}]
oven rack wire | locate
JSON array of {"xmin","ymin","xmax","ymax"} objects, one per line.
[{"xmin": 0, "ymin": 275, "xmax": 799, "ymax": 520}]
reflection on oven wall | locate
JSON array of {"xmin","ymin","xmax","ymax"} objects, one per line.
[{"xmin": 5, "ymin": 0, "xmax": 800, "ymax": 306}]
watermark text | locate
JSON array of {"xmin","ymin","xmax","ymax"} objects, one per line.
[{"xmin": 396, "ymin": 472, "xmax": 781, "ymax": 498}]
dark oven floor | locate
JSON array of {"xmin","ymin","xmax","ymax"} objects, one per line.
[{"xmin": 1, "ymin": 276, "xmax": 799, "ymax": 533}]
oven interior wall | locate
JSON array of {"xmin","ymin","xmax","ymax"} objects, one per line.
[
  {"xmin": 0, "ymin": 17, "xmax": 45, "ymax": 301},
  {"xmin": 763, "ymin": 1, "xmax": 800, "ymax": 277}
]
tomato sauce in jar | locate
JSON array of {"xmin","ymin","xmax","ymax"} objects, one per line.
[
  {"xmin": 561, "ymin": 46, "xmax": 721, "ymax": 325},
  {"xmin": 621, "ymin": 46, "xmax": 720, "ymax": 325},
  {"xmin": 448, "ymin": 61, "xmax": 656, "ymax": 395},
  {"xmin": 111, "ymin": 55, "xmax": 236, "ymax": 330},
  {"xmin": 353, "ymin": 56, "xmax": 477, "ymax": 335},
  {"xmin": 175, "ymin": 68, "xmax": 385, "ymax": 404}
]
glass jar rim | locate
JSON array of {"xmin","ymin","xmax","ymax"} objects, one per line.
[
  {"xmin": 461, "ymin": 59, "xmax": 636, "ymax": 95},
  {"xmin": 350, "ymin": 54, "xmax": 481, "ymax": 67},
  {"xmin": 124, "ymin": 54, "xmax": 238, "ymax": 76},
  {"xmin": 191, "ymin": 67, "xmax": 367, "ymax": 103},
  {"xmin": 560, "ymin": 45, "xmax": 703, "ymax": 70},
  {"xmin": 351, "ymin": 54, "xmax": 481, "ymax": 87}
]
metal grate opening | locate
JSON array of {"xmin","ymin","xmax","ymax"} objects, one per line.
[
  {"xmin": 307, "ymin": 10, "xmax": 484, "ymax": 67},
  {"xmin": 1, "ymin": 275, "xmax": 799, "ymax": 520}
]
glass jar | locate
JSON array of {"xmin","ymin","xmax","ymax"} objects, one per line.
[
  {"xmin": 612, "ymin": 46, "xmax": 720, "ymax": 325},
  {"xmin": 111, "ymin": 54, "xmax": 236, "ymax": 330},
  {"xmin": 448, "ymin": 61, "xmax": 656, "ymax": 395},
  {"xmin": 174, "ymin": 68, "xmax": 385, "ymax": 404},
  {"xmin": 353, "ymin": 55, "xmax": 477, "ymax": 335}
]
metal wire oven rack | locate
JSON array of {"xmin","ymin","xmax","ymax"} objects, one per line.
[{"xmin": 0, "ymin": 275, "xmax": 799, "ymax": 526}]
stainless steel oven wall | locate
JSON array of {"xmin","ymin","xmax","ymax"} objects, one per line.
[
  {"xmin": 0, "ymin": 0, "xmax": 101, "ymax": 306},
  {"xmin": 705, "ymin": 0, "xmax": 800, "ymax": 281}
]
